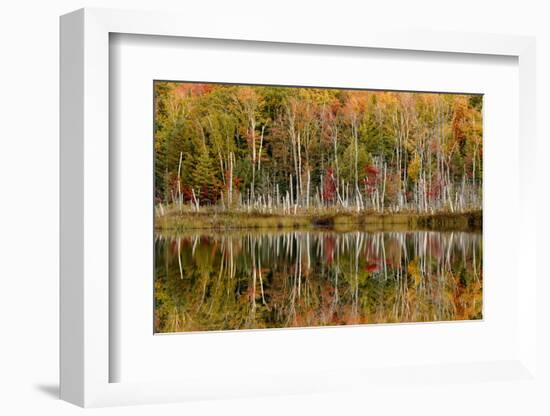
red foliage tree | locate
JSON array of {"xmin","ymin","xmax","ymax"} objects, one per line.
[
  {"xmin": 363, "ymin": 164, "xmax": 379, "ymax": 195},
  {"xmin": 322, "ymin": 167, "xmax": 337, "ymax": 202}
]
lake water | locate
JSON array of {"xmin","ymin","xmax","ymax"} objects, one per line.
[{"xmin": 154, "ymin": 230, "xmax": 482, "ymax": 333}]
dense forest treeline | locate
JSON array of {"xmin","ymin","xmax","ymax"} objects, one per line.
[{"xmin": 154, "ymin": 82, "xmax": 483, "ymax": 215}]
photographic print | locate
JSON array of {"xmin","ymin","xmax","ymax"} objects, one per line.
[{"xmin": 154, "ymin": 82, "xmax": 482, "ymax": 333}]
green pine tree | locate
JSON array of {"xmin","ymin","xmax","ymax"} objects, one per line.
[{"xmin": 191, "ymin": 144, "xmax": 220, "ymax": 204}]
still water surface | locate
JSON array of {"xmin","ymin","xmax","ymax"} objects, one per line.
[{"xmin": 154, "ymin": 230, "xmax": 482, "ymax": 333}]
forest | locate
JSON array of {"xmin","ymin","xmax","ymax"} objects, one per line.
[{"xmin": 154, "ymin": 82, "xmax": 482, "ymax": 224}]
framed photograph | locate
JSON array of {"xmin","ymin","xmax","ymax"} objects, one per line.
[{"xmin": 60, "ymin": 8, "xmax": 538, "ymax": 407}]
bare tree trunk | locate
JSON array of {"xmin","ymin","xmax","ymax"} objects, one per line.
[
  {"xmin": 306, "ymin": 169, "xmax": 310, "ymax": 209},
  {"xmin": 176, "ymin": 151, "xmax": 183, "ymax": 211},
  {"xmin": 297, "ymin": 132, "xmax": 302, "ymax": 205},
  {"xmin": 289, "ymin": 174, "xmax": 294, "ymax": 206},
  {"xmin": 191, "ymin": 188, "xmax": 200, "ymax": 211},
  {"xmin": 250, "ymin": 115, "xmax": 257, "ymax": 201},
  {"xmin": 332, "ymin": 126, "xmax": 343, "ymax": 206},
  {"xmin": 352, "ymin": 116, "xmax": 361, "ymax": 206},
  {"xmin": 381, "ymin": 162, "xmax": 387, "ymax": 213},
  {"xmin": 228, "ymin": 152, "xmax": 234, "ymax": 207},
  {"xmin": 258, "ymin": 124, "xmax": 265, "ymax": 171}
]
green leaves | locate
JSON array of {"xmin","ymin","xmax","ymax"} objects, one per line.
[{"xmin": 154, "ymin": 82, "xmax": 482, "ymax": 212}]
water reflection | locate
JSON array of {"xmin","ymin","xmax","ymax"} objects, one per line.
[{"xmin": 154, "ymin": 230, "xmax": 482, "ymax": 332}]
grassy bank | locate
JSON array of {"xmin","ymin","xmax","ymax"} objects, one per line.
[
  {"xmin": 413, "ymin": 210, "xmax": 482, "ymax": 231},
  {"xmin": 156, "ymin": 209, "xmax": 482, "ymax": 232}
]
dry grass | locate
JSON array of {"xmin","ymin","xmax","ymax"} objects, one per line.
[{"xmin": 155, "ymin": 207, "xmax": 482, "ymax": 232}]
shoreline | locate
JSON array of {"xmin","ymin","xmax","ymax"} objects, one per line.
[{"xmin": 155, "ymin": 209, "xmax": 482, "ymax": 233}]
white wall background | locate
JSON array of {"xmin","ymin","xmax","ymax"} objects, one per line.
[{"xmin": 0, "ymin": 1, "xmax": 548, "ymax": 415}]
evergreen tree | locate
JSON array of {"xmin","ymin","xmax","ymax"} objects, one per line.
[{"xmin": 191, "ymin": 143, "xmax": 220, "ymax": 204}]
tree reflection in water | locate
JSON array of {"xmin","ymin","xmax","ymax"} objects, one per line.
[{"xmin": 154, "ymin": 230, "xmax": 482, "ymax": 333}]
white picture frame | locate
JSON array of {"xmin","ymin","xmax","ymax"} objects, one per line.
[{"xmin": 60, "ymin": 7, "xmax": 538, "ymax": 408}]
